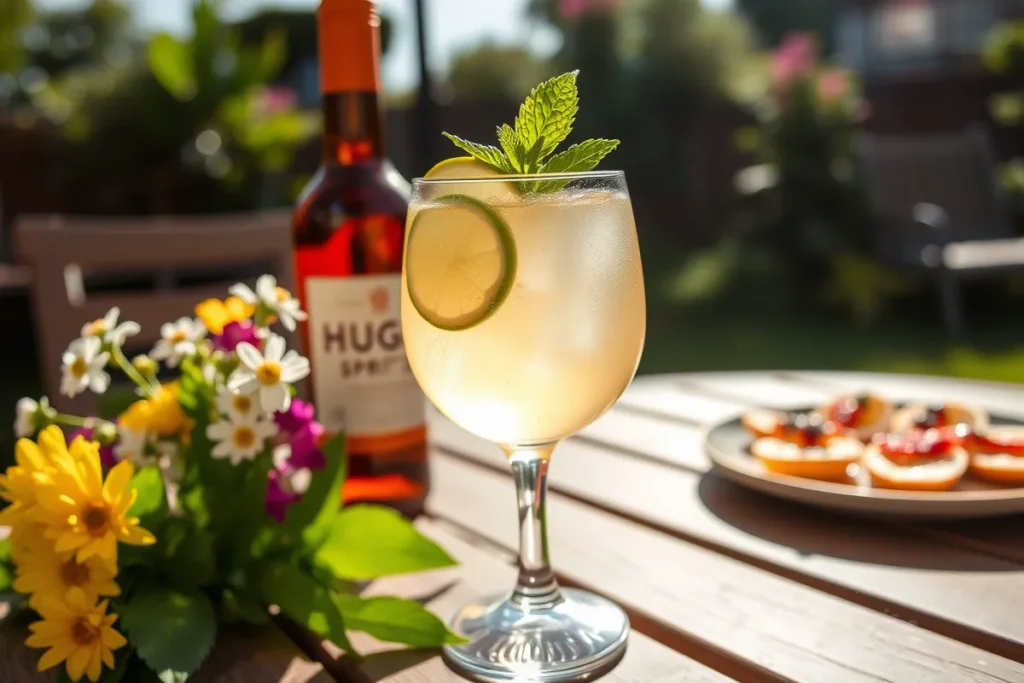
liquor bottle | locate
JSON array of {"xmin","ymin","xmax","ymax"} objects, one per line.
[{"xmin": 292, "ymin": 0, "xmax": 427, "ymax": 517}]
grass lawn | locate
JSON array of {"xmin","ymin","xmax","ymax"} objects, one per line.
[{"xmin": 640, "ymin": 304, "xmax": 1024, "ymax": 384}]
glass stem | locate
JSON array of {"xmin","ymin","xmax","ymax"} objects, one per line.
[{"xmin": 507, "ymin": 445, "xmax": 562, "ymax": 610}]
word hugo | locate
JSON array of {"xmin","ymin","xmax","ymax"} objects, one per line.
[{"xmin": 319, "ymin": 319, "xmax": 411, "ymax": 379}]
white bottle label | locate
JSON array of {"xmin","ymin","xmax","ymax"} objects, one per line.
[{"xmin": 304, "ymin": 275, "xmax": 424, "ymax": 437}]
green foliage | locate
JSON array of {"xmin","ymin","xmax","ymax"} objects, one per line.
[
  {"xmin": 127, "ymin": 466, "xmax": 169, "ymax": 530},
  {"xmin": 983, "ymin": 22, "xmax": 1024, "ymax": 196},
  {"xmin": 333, "ymin": 595, "xmax": 466, "ymax": 647},
  {"xmin": 448, "ymin": 42, "xmax": 553, "ymax": 103},
  {"xmin": 259, "ymin": 561, "xmax": 353, "ymax": 653},
  {"xmin": 313, "ymin": 505, "xmax": 457, "ymax": 581},
  {"xmin": 442, "ymin": 71, "xmax": 619, "ymax": 186},
  {"xmin": 735, "ymin": 0, "xmax": 838, "ymax": 51},
  {"xmin": 825, "ymin": 254, "xmax": 918, "ymax": 326},
  {"xmin": 120, "ymin": 586, "xmax": 217, "ymax": 679},
  {"xmin": 0, "ymin": 538, "xmax": 12, "ymax": 594},
  {"xmin": 30, "ymin": 0, "xmax": 315, "ymax": 214}
]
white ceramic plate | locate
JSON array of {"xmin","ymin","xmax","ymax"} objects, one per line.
[{"xmin": 704, "ymin": 407, "xmax": 1024, "ymax": 519}]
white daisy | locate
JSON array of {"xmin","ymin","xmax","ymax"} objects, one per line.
[
  {"xmin": 61, "ymin": 337, "xmax": 111, "ymax": 397},
  {"xmin": 14, "ymin": 397, "xmax": 53, "ymax": 437},
  {"xmin": 216, "ymin": 389, "xmax": 258, "ymax": 422},
  {"xmin": 228, "ymin": 334, "xmax": 310, "ymax": 413},
  {"xmin": 114, "ymin": 426, "xmax": 150, "ymax": 467},
  {"xmin": 150, "ymin": 317, "xmax": 206, "ymax": 368},
  {"xmin": 81, "ymin": 306, "xmax": 141, "ymax": 346},
  {"xmin": 207, "ymin": 413, "xmax": 278, "ymax": 466},
  {"xmin": 230, "ymin": 275, "xmax": 308, "ymax": 331}
]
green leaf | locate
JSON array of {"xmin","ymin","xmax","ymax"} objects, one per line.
[
  {"xmin": 534, "ymin": 139, "xmax": 620, "ymax": 193},
  {"xmin": 146, "ymin": 33, "xmax": 196, "ymax": 101},
  {"xmin": 441, "ymin": 132, "xmax": 516, "ymax": 174},
  {"xmin": 498, "ymin": 124, "xmax": 523, "ymax": 171},
  {"xmin": 160, "ymin": 519, "xmax": 216, "ymax": 588},
  {"xmin": 119, "ymin": 585, "xmax": 217, "ymax": 677},
  {"xmin": 259, "ymin": 561, "xmax": 354, "ymax": 653},
  {"xmin": 221, "ymin": 587, "xmax": 270, "ymax": 626},
  {"xmin": 514, "ymin": 71, "xmax": 579, "ymax": 160},
  {"xmin": 97, "ymin": 388, "xmax": 139, "ymax": 421},
  {"xmin": 333, "ymin": 595, "xmax": 466, "ymax": 648},
  {"xmin": 285, "ymin": 434, "xmax": 346, "ymax": 539},
  {"xmin": 0, "ymin": 538, "xmax": 11, "ymax": 594},
  {"xmin": 128, "ymin": 466, "xmax": 168, "ymax": 530},
  {"xmin": 258, "ymin": 29, "xmax": 287, "ymax": 81},
  {"xmin": 313, "ymin": 505, "xmax": 457, "ymax": 581}
]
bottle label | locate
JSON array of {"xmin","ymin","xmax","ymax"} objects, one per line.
[{"xmin": 304, "ymin": 274, "xmax": 424, "ymax": 439}]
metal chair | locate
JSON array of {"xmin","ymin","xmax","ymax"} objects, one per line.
[
  {"xmin": 859, "ymin": 126, "xmax": 1023, "ymax": 337},
  {"xmin": 15, "ymin": 211, "xmax": 293, "ymax": 414}
]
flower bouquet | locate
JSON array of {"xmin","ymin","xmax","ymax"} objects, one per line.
[{"xmin": 0, "ymin": 275, "xmax": 461, "ymax": 683}]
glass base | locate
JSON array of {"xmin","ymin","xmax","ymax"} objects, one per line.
[{"xmin": 442, "ymin": 588, "xmax": 629, "ymax": 683}]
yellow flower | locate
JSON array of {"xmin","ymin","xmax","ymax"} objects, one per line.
[
  {"xmin": 26, "ymin": 588, "xmax": 127, "ymax": 682},
  {"xmin": 195, "ymin": 295, "xmax": 255, "ymax": 335},
  {"xmin": 31, "ymin": 429, "xmax": 155, "ymax": 565},
  {"xmin": 13, "ymin": 532, "xmax": 120, "ymax": 610},
  {"xmin": 118, "ymin": 382, "xmax": 189, "ymax": 437},
  {"xmin": 0, "ymin": 427, "xmax": 75, "ymax": 526}
]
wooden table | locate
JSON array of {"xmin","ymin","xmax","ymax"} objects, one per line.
[{"xmin": 5, "ymin": 371, "xmax": 1024, "ymax": 682}]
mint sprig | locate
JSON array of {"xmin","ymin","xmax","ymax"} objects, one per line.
[{"xmin": 441, "ymin": 71, "xmax": 619, "ymax": 191}]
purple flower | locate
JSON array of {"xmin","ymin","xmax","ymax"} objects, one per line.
[
  {"xmin": 265, "ymin": 443, "xmax": 315, "ymax": 523},
  {"xmin": 68, "ymin": 426, "xmax": 117, "ymax": 469},
  {"xmin": 212, "ymin": 320, "xmax": 261, "ymax": 353},
  {"xmin": 274, "ymin": 398, "xmax": 316, "ymax": 435},
  {"xmin": 289, "ymin": 422, "xmax": 326, "ymax": 470}
]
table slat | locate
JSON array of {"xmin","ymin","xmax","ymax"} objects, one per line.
[
  {"xmin": 426, "ymin": 450, "xmax": 1024, "ymax": 683},
  {"xmin": 429, "ymin": 413, "xmax": 1024, "ymax": 662},
  {"xmin": 315, "ymin": 519, "xmax": 726, "ymax": 683}
]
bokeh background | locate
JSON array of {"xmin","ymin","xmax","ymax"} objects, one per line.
[{"xmin": 2, "ymin": 0, "xmax": 1024, "ymax": 456}]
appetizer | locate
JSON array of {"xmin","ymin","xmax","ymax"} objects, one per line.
[
  {"xmin": 820, "ymin": 393, "xmax": 893, "ymax": 441},
  {"xmin": 966, "ymin": 427, "xmax": 1024, "ymax": 485},
  {"xmin": 863, "ymin": 429, "xmax": 968, "ymax": 491},
  {"xmin": 749, "ymin": 415, "xmax": 863, "ymax": 480},
  {"xmin": 890, "ymin": 403, "xmax": 988, "ymax": 434},
  {"xmin": 742, "ymin": 409, "xmax": 849, "ymax": 444}
]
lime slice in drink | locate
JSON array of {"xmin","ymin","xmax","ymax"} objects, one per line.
[
  {"xmin": 423, "ymin": 157, "xmax": 517, "ymax": 201},
  {"xmin": 406, "ymin": 194, "xmax": 517, "ymax": 331}
]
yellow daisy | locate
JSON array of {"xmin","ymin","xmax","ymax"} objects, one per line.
[
  {"xmin": 13, "ymin": 533, "xmax": 120, "ymax": 610},
  {"xmin": 118, "ymin": 382, "xmax": 189, "ymax": 438},
  {"xmin": 26, "ymin": 588, "xmax": 127, "ymax": 682},
  {"xmin": 32, "ymin": 429, "xmax": 155, "ymax": 565},
  {"xmin": 0, "ymin": 427, "xmax": 73, "ymax": 526},
  {"xmin": 195, "ymin": 295, "xmax": 255, "ymax": 335}
]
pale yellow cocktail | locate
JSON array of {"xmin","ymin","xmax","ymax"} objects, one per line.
[{"xmin": 402, "ymin": 181, "xmax": 645, "ymax": 448}]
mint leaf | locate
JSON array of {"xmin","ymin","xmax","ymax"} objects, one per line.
[
  {"xmin": 535, "ymin": 138, "xmax": 621, "ymax": 193},
  {"xmin": 259, "ymin": 561, "xmax": 354, "ymax": 653},
  {"xmin": 514, "ymin": 71, "xmax": 579, "ymax": 160},
  {"xmin": 120, "ymin": 585, "xmax": 216, "ymax": 678},
  {"xmin": 313, "ymin": 505, "xmax": 457, "ymax": 581},
  {"xmin": 442, "ymin": 133, "xmax": 516, "ymax": 174},
  {"xmin": 497, "ymin": 124, "xmax": 523, "ymax": 172},
  {"xmin": 333, "ymin": 595, "xmax": 466, "ymax": 648}
]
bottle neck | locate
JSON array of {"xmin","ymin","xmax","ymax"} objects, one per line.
[
  {"xmin": 321, "ymin": 91, "xmax": 385, "ymax": 165},
  {"xmin": 318, "ymin": 0, "xmax": 384, "ymax": 165}
]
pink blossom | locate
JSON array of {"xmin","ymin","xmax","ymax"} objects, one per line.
[
  {"xmin": 559, "ymin": 0, "xmax": 618, "ymax": 20},
  {"xmin": 818, "ymin": 68, "xmax": 849, "ymax": 103},
  {"xmin": 212, "ymin": 320, "xmax": 260, "ymax": 353},
  {"xmin": 258, "ymin": 87, "xmax": 296, "ymax": 115},
  {"xmin": 772, "ymin": 32, "xmax": 817, "ymax": 93},
  {"xmin": 266, "ymin": 399, "xmax": 327, "ymax": 523}
]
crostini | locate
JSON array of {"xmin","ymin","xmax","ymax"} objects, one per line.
[
  {"xmin": 863, "ymin": 429, "xmax": 968, "ymax": 491},
  {"xmin": 748, "ymin": 414, "xmax": 862, "ymax": 480},
  {"xmin": 742, "ymin": 409, "xmax": 848, "ymax": 444},
  {"xmin": 820, "ymin": 393, "xmax": 893, "ymax": 441},
  {"xmin": 966, "ymin": 426, "xmax": 1024, "ymax": 486},
  {"xmin": 890, "ymin": 403, "xmax": 988, "ymax": 434}
]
